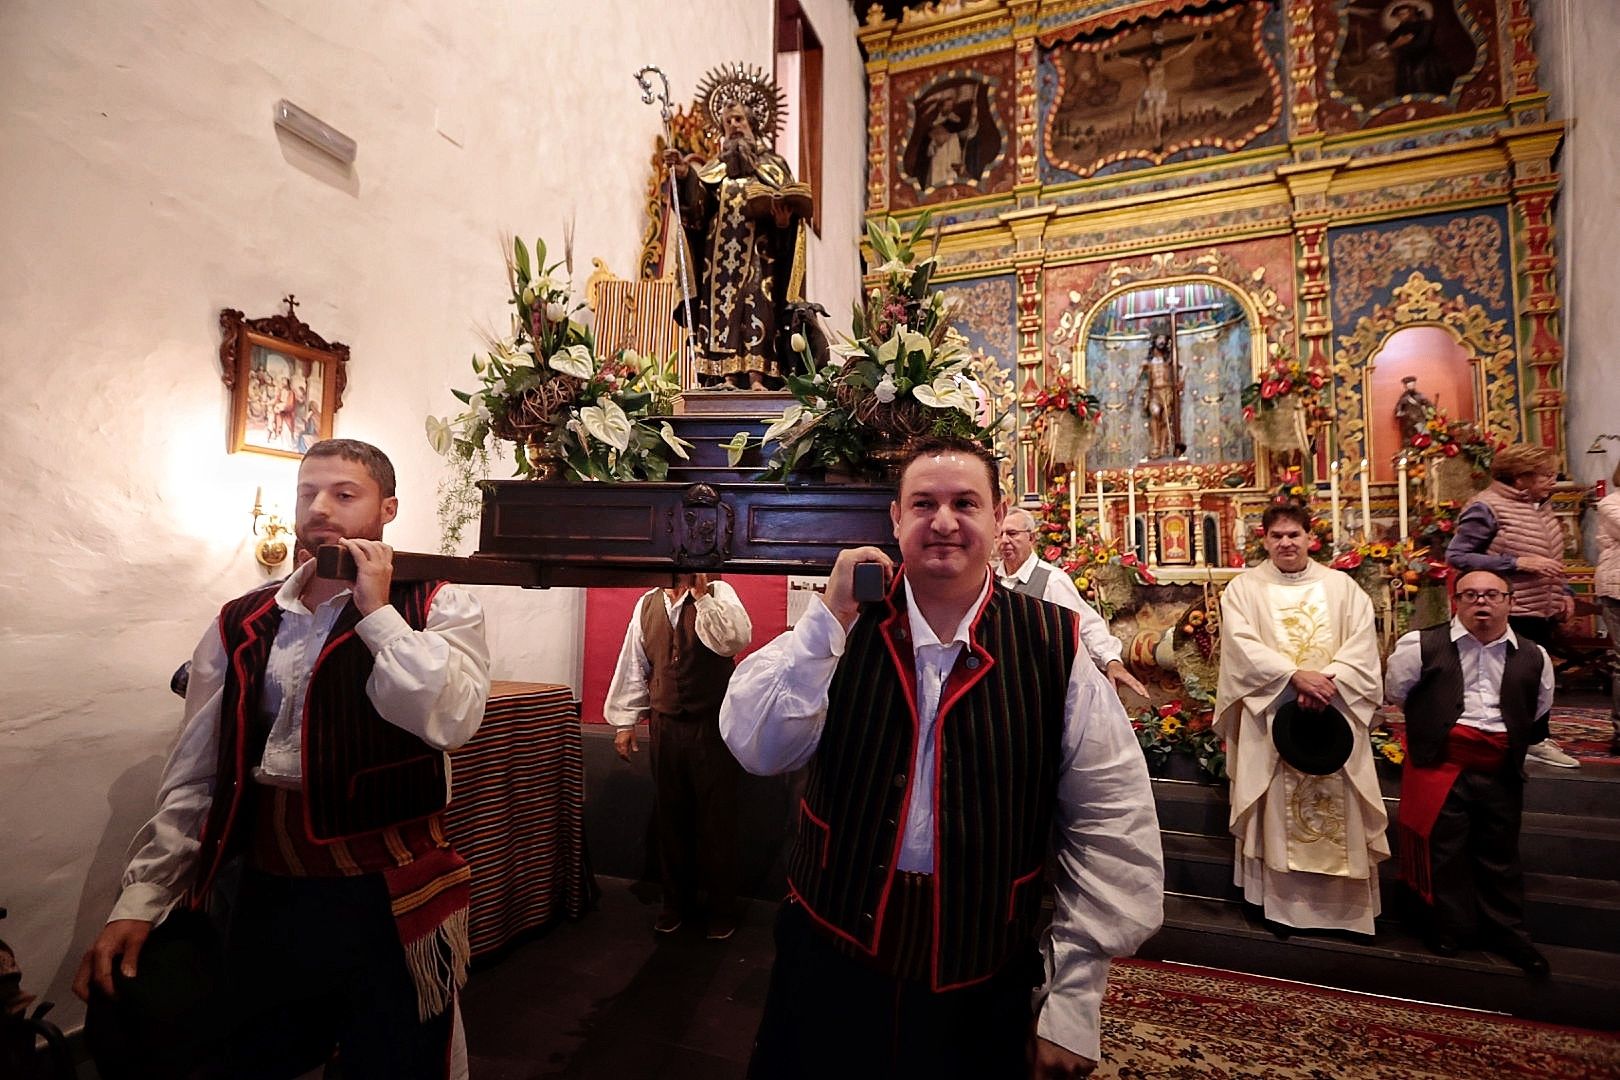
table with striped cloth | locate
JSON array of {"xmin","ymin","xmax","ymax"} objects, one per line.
[{"xmin": 444, "ymin": 680, "xmax": 594, "ymax": 958}]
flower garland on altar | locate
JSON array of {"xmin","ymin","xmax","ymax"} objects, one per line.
[
  {"xmin": 1026, "ymin": 369, "xmax": 1102, "ymax": 466},
  {"xmin": 1131, "ymin": 700, "xmax": 1226, "ymax": 780},
  {"xmin": 1029, "ymin": 479, "xmax": 1156, "ymax": 617}
]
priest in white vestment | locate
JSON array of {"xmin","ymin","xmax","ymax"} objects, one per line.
[{"xmin": 1215, "ymin": 504, "xmax": 1389, "ymax": 934}]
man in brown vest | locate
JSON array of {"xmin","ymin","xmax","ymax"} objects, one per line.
[
  {"xmin": 722, "ymin": 436, "xmax": 1163, "ymax": 1079},
  {"xmin": 1446, "ymin": 443, "xmax": 1578, "ymax": 768},
  {"xmin": 1385, "ymin": 570, "xmax": 1554, "ymax": 975},
  {"xmin": 74, "ymin": 439, "xmax": 491, "ymax": 1079},
  {"xmin": 606, "ymin": 574, "xmax": 753, "ymax": 938}
]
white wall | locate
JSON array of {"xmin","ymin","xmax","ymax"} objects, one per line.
[
  {"xmin": 1536, "ymin": 0, "xmax": 1620, "ymax": 492},
  {"xmin": 0, "ymin": 0, "xmax": 861, "ymax": 1025}
]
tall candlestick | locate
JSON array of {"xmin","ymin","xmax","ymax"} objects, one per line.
[
  {"xmin": 1068, "ymin": 471, "xmax": 1077, "ymax": 548},
  {"xmin": 1396, "ymin": 456, "xmax": 1409, "ymax": 542},
  {"xmin": 1329, "ymin": 459, "xmax": 1342, "ymax": 549},
  {"xmin": 1095, "ymin": 472, "xmax": 1107, "ymax": 540},
  {"xmin": 1126, "ymin": 468, "xmax": 1137, "ymax": 559},
  {"xmin": 1359, "ymin": 457, "xmax": 1372, "ymax": 541}
]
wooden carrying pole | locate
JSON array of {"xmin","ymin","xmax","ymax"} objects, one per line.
[{"xmin": 313, "ymin": 545, "xmax": 681, "ymax": 590}]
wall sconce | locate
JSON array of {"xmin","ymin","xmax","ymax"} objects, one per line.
[
  {"xmin": 273, "ymin": 99, "xmax": 357, "ymax": 164},
  {"xmin": 251, "ymin": 486, "xmax": 293, "ymax": 569},
  {"xmin": 1586, "ymin": 434, "xmax": 1620, "ymax": 455}
]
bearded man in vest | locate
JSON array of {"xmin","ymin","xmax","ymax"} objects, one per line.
[
  {"xmin": 1445, "ymin": 443, "xmax": 1579, "ymax": 768},
  {"xmin": 1215, "ymin": 503, "xmax": 1389, "ymax": 936},
  {"xmin": 722, "ymin": 436, "xmax": 1163, "ymax": 1079},
  {"xmin": 1385, "ymin": 570, "xmax": 1554, "ymax": 976},
  {"xmin": 995, "ymin": 506, "xmax": 1148, "ymax": 701},
  {"xmin": 74, "ymin": 439, "xmax": 491, "ymax": 1080},
  {"xmin": 605, "ymin": 573, "xmax": 753, "ymax": 939}
]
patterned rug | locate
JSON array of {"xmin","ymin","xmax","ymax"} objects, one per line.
[
  {"xmin": 1100, "ymin": 959, "xmax": 1620, "ymax": 1079},
  {"xmin": 1380, "ymin": 706, "xmax": 1619, "ymax": 764}
]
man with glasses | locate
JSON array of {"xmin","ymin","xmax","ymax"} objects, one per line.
[
  {"xmin": 1445, "ymin": 443, "xmax": 1577, "ymax": 767},
  {"xmin": 1385, "ymin": 570, "xmax": 1554, "ymax": 976},
  {"xmin": 994, "ymin": 508, "xmax": 1148, "ymax": 700}
]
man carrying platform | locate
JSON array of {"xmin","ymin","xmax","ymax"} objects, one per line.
[
  {"xmin": 74, "ymin": 439, "xmax": 491, "ymax": 1079},
  {"xmin": 1215, "ymin": 503, "xmax": 1389, "ymax": 935},
  {"xmin": 721, "ymin": 435, "xmax": 1163, "ymax": 1078},
  {"xmin": 1385, "ymin": 569, "xmax": 1554, "ymax": 976}
]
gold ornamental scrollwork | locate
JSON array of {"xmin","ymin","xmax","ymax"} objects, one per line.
[{"xmin": 1332, "ymin": 271, "xmax": 1519, "ymax": 468}]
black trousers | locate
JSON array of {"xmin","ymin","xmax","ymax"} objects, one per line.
[
  {"xmin": 748, "ymin": 899, "xmax": 1040, "ymax": 1080},
  {"xmin": 649, "ymin": 709, "xmax": 742, "ymax": 917},
  {"xmin": 1426, "ymin": 767, "xmax": 1530, "ymax": 946},
  {"xmin": 224, "ymin": 869, "xmax": 453, "ymax": 1080}
]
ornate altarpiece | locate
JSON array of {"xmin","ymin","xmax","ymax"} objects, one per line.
[{"xmin": 857, "ymin": 0, "xmax": 1571, "ymax": 583}]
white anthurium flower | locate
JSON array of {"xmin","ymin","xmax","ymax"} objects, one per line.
[
  {"xmin": 548, "ymin": 344, "xmax": 594, "ymax": 380},
  {"xmin": 425, "ymin": 416, "xmax": 453, "ymax": 455},
  {"xmin": 875, "ymin": 375, "xmax": 898, "ymax": 404},
  {"xmin": 876, "ymin": 258, "xmax": 914, "ymax": 284},
  {"xmin": 900, "ymin": 330, "xmax": 931, "ymax": 361},
  {"xmin": 877, "ymin": 328, "xmax": 903, "ymax": 365},
  {"xmin": 914, "ymin": 377, "xmax": 972, "ymax": 414},
  {"xmin": 658, "ymin": 422, "xmax": 692, "ymax": 460},
  {"xmin": 579, "ymin": 399, "xmax": 632, "ymax": 452},
  {"xmin": 762, "ymin": 404, "xmax": 807, "ymax": 444}
]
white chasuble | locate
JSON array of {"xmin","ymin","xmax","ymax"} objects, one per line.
[{"xmin": 1214, "ymin": 560, "xmax": 1390, "ymax": 934}]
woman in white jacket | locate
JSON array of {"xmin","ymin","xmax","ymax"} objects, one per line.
[{"xmin": 1594, "ymin": 462, "xmax": 1620, "ymax": 755}]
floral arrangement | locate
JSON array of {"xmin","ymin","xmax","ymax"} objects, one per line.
[
  {"xmin": 1402, "ymin": 403, "xmax": 1498, "ymax": 471},
  {"xmin": 1370, "ymin": 724, "xmax": 1406, "ymax": 767},
  {"xmin": 1132, "ymin": 700, "xmax": 1227, "ymax": 781},
  {"xmin": 1330, "ymin": 535, "xmax": 1452, "ymax": 639},
  {"xmin": 1028, "ymin": 480, "xmax": 1156, "ymax": 617},
  {"xmin": 1413, "ymin": 499, "xmax": 1461, "ymax": 557},
  {"xmin": 1241, "ymin": 344, "xmax": 1329, "ymax": 453},
  {"xmin": 1026, "ymin": 369, "xmax": 1103, "ymax": 465},
  {"xmin": 427, "ymin": 235, "xmax": 689, "ymax": 485},
  {"xmin": 747, "ymin": 213, "xmax": 1003, "ymax": 480}
]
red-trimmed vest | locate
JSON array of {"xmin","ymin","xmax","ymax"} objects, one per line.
[
  {"xmin": 1469, "ymin": 482, "xmax": 1566, "ymax": 617},
  {"xmin": 787, "ymin": 583, "xmax": 1079, "ymax": 991},
  {"xmin": 190, "ymin": 579, "xmax": 448, "ymax": 902}
]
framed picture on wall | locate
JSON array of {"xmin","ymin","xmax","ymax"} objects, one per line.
[{"xmin": 219, "ymin": 297, "xmax": 349, "ymax": 458}]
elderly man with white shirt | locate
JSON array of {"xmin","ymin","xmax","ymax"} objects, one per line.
[
  {"xmin": 995, "ymin": 507, "xmax": 1148, "ymax": 700},
  {"xmin": 1385, "ymin": 569, "xmax": 1555, "ymax": 977},
  {"xmin": 721, "ymin": 436, "xmax": 1163, "ymax": 1080}
]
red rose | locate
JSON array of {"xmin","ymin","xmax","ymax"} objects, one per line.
[{"xmin": 1442, "ymin": 442, "xmax": 1460, "ymax": 457}]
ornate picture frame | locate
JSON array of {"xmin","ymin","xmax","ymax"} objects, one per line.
[{"xmin": 219, "ymin": 296, "xmax": 349, "ymax": 458}]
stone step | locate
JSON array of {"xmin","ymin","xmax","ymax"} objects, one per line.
[
  {"xmin": 1151, "ymin": 777, "xmax": 1620, "ymax": 881},
  {"xmin": 1140, "ymin": 893, "xmax": 1620, "ymax": 1031},
  {"xmin": 1160, "ymin": 831, "xmax": 1620, "ymax": 952}
]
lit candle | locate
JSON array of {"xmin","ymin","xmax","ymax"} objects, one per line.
[
  {"xmin": 1068, "ymin": 471, "xmax": 1077, "ymax": 548},
  {"xmin": 1329, "ymin": 459, "xmax": 1341, "ymax": 549},
  {"xmin": 1396, "ymin": 456, "xmax": 1409, "ymax": 542},
  {"xmin": 1126, "ymin": 468, "xmax": 1137, "ymax": 558},
  {"xmin": 1360, "ymin": 457, "xmax": 1372, "ymax": 541},
  {"xmin": 1095, "ymin": 472, "xmax": 1107, "ymax": 541}
]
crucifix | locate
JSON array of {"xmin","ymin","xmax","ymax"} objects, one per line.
[{"xmin": 1124, "ymin": 287, "xmax": 1221, "ymax": 460}]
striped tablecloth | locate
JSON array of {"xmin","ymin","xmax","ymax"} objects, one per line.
[{"xmin": 444, "ymin": 681, "xmax": 594, "ymax": 958}]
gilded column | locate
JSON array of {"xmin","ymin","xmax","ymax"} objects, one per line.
[
  {"xmin": 1503, "ymin": 0, "xmax": 1549, "ymax": 124},
  {"xmin": 1285, "ymin": 0, "xmax": 1323, "ymax": 155},
  {"xmin": 1009, "ymin": 0, "xmax": 1041, "ymax": 205},
  {"xmin": 1503, "ymin": 126, "xmax": 1566, "ymax": 467},
  {"xmin": 858, "ymin": 13, "xmax": 895, "ymax": 217}
]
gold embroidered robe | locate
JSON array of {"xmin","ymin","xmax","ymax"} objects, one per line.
[{"xmin": 1214, "ymin": 559, "xmax": 1390, "ymax": 933}]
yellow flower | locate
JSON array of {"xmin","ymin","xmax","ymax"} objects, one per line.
[
  {"xmin": 1160, "ymin": 717, "xmax": 1183, "ymax": 736},
  {"xmin": 1290, "ymin": 485, "xmax": 1306, "ymax": 496},
  {"xmin": 1368, "ymin": 543, "xmax": 1390, "ymax": 559},
  {"xmin": 1381, "ymin": 743, "xmax": 1405, "ymax": 765}
]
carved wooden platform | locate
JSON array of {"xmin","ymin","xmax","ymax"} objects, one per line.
[{"xmin": 477, "ymin": 479, "xmax": 899, "ymax": 586}]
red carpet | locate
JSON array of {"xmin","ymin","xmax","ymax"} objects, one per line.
[{"xmin": 1101, "ymin": 958, "xmax": 1620, "ymax": 1078}]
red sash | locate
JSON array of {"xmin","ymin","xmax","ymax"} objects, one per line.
[{"xmin": 1397, "ymin": 726, "xmax": 1510, "ymax": 903}]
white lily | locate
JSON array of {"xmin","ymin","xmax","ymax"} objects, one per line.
[
  {"xmin": 425, "ymin": 416, "xmax": 453, "ymax": 455},
  {"xmin": 875, "ymin": 375, "xmax": 898, "ymax": 404},
  {"xmin": 579, "ymin": 399, "xmax": 632, "ymax": 451},
  {"xmin": 658, "ymin": 421, "xmax": 692, "ymax": 460},
  {"xmin": 548, "ymin": 344, "xmax": 594, "ymax": 380},
  {"xmin": 762, "ymin": 404, "xmax": 807, "ymax": 444},
  {"xmin": 876, "ymin": 258, "xmax": 914, "ymax": 284},
  {"xmin": 543, "ymin": 301, "xmax": 568, "ymax": 322}
]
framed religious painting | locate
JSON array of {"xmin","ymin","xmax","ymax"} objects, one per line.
[{"xmin": 219, "ymin": 297, "xmax": 349, "ymax": 458}]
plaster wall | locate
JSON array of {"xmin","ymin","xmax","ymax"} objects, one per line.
[
  {"xmin": 0, "ymin": 0, "xmax": 862, "ymax": 1025},
  {"xmin": 1536, "ymin": 0, "xmax": 1620, "ymax": 491}
]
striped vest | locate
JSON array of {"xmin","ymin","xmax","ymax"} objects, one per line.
[
  {"xmin": 640, "ymin": 589, "xmax": 733, "ymax": 721},
  {"xmin": 1402, "ymin": 626, "xmax": 1548, "ymax": 771},
  {"xmin": 192, "ymin": 579, "xmax": 448, "ymax": 901},
  {"xmin": 1469, "ymin": 482, "xmax": 1565, "ymax": 617},
  {"xmin": 787, "ymin": 585, "xmax": 1078, "ymax": 991}
]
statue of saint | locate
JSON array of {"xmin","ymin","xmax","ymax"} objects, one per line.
[
  {"xmin": 663, "ymin": 63, "xmax": 811, "ymax": 390},
  {"xmin": 1134, "ymin": 333, "xmax": 1184, "ymax": 460},
  {"xmin": 1393, "ymin": 375, "xmax": 1433, "ymax": 444}
]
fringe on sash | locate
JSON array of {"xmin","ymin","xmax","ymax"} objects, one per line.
[{"xmin": 400, "ymin": 905, "xmax": 471, "ymax": 1022}]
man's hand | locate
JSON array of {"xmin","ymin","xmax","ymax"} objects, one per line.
[
  {"xmin": 73, "ymin": 919, "xmax": 153, "ymax": 1001},
  {"xmin": 1031, "ymin": 1035, "xmax": 1097, "ymax": 1078},
  {"xmin": 1290, "ymin": 669, "xmax": 1338, "ymax": 710},
  {"xmin": 661, "ymin": 148, "xmax": 691, "ymax": 178},
  {"xmin": 340, "ymin": 538, "xmax": 394, "ymax": 616},
  {"xmin": 1105, "ymin": 660, "xmax": 1148, "ymax": 700},
  {"xmin": 613, "ymin": 727, "xmax": 639, "ymax": 763},
  {"xmin": 824, "ymin": 547, "xmax": 895, "ymax": 629},
  {"xmin": 1515, "ymin": 554, "xmax": 1565, "ymax": 579}
]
